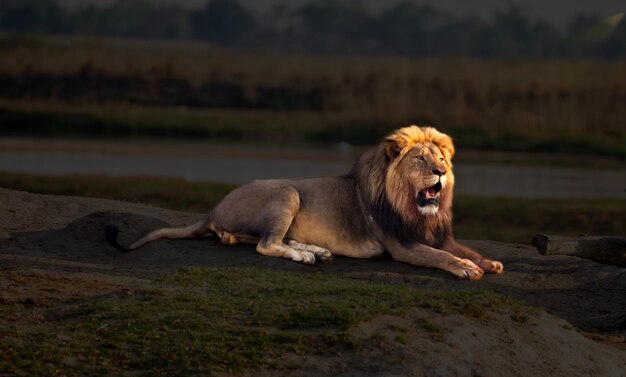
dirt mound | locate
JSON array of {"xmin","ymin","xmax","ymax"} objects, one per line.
[{"xmin": 1, "ymin": 187, "xmax": 625, "ymax": 376}]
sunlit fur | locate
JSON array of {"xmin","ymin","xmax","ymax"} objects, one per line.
[
  {"xmin": 354, "ymin": 125, "xmax": 456, "ymax": 247},
  {"xmin": 385, "ymin": 126, "xmax": 455, "ymax": 168}
]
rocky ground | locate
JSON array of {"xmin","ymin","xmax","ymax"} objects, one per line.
[{"xmin": 1, "ymin": 187, "xmax": 625, "ymax": 376}]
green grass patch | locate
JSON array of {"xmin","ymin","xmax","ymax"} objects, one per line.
[
  {"xmin": 416, "ymin": 317, "xmax": 447, "ymax": 341},
  {"xmin": 0, "ymin": 171, "xmax": 234, "ymax": 213},
  {"xmin": 0, "ymin": 267, "xmax": 533, "ymax": 376},
  {"xmin": 452, "ymin": 196, "xmax": 625, "ymax": 243},
  {"xmin": 1, "ymin": 171, "xmax": 623, "ymax": 243},
  {"xmin": 449, "ymin": 126, "xmax": 626, "ymax": 158}
]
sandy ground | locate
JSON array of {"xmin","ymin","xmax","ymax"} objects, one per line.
[{"xmin": 1, "ymin": 187, "xmax": 625, "ymax": 376}]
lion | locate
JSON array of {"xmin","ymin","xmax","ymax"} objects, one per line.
[{"xmin": 106, "ymin": 125, "xmax": 504, "ymax": 280}]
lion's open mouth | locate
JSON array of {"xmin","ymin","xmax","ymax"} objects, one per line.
[{"xmin": 417, "ymin": 181, "xmax": 442, "ymax": 207}]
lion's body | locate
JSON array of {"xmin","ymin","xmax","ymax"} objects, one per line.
[
  {"xmin": 106, "ymin": 126, "xmax": 503, "ymax": 279},
  {"xmin": 209, "ymin": 176, "xmax": 384, "ymax": 259}
]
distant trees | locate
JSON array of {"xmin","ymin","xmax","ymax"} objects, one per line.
[
  {"xmin": 603, "ymin": 17, "xmax": 626, "ymax": 58},
  {"xmin": 292, "ymin": 0, "xmax": 372, "ymax": 53},
  {"xmin": 567, "ymin": 13, "xmax": 626, "ymax": 58},
  {"xmin": 0, "ymin": 0, "xmax": 189, "ymax": 38},
  {"xmin": 475, "ymin": 7, "xmax": 565, "ymax": 58},
  {"xmin": 71, "ymin": 0, "xmax": 190, "ymax": 39},
  {"xmin": 0, "ymin": 0, "xmax": 623, "ymax": 59},
  {"xmin": 189, "ymin": 0, "xmax": 256, "ymax": 44},
  {"xmin": 372, "ymin": 3, "xmax": 449, "ymax": 55},
  {"xmin": 0, "ymin": 0, "xmax": 65, "ymax": 34}
]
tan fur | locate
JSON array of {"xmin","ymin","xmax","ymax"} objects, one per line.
[{"xmin": 106, "ymin": 125, "xmax": 504, "ymax": 280}]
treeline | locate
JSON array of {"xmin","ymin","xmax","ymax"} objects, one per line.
[{"xmin": 0, "ymin": 0, "xmax": 624, "ymax": 58}]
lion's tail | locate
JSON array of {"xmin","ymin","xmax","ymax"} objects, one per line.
[{"xmin": 105, "ymin": 218, "xmax": 211, "ymax": 252}]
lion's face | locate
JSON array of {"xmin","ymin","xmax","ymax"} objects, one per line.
[
  {"xmin": 394, "ymin": 142, "xmax": 451, "ymax": 216},
  {"xmin": 402, "ymin": 143, "xmax": 449, "ymax": 214},
  {"xmin": 382, "ymin": 126, "xmax": 455, "ymax": 219}
]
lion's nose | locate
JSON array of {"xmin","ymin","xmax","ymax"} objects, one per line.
[{"xmin": 432, "ymin": 168, "xmax": 447, "ymax": 176}]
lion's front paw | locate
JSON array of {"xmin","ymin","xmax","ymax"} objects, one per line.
[
  {"xmin": 478, "ymin": 259, "xmax": 505, "ymax": 274},
  {"xmin": 449, "ymin": 258, "xmax": 484, "ymax": 280}
]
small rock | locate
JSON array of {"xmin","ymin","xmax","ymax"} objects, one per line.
[{"xmin": 23, "ymin": 297, "xmax": 43, "ymax": 307}]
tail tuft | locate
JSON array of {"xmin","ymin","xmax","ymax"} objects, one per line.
[{"xmin": 105, "ymin": 224, "xmax": 130, "ymax": 252}]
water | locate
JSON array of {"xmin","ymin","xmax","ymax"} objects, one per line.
[{"xmin": 0, "ymin": 148, "xmax": 624, "ymax": 199}]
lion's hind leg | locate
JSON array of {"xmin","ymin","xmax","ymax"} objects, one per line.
[
  {"xmin": 214, "ymin": 227, "xmax": 316, "ymax": 264},
  {"xmin": 216, "ymin": 230, "xmax": 259, "ymax": 246},
  {"xmin": 212, "ymin": 183, "xmax": 319, "ymax": 265},
  {"xmin": 288, "ymin": 240, "xmax": 333, "ymax": 262}
]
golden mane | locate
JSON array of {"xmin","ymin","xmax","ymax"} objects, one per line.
[
  {"xmin": 385, "ymin": 125, "xmax": 455, "ymax": 165},
  {"xmin": 355, "ymin": 125, "xmax": 456, "ymax": 247}
]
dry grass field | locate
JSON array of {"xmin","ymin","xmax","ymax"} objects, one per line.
[{"xmin": 1, "ymin": 35, "xmax": 625, "ymax": 155}]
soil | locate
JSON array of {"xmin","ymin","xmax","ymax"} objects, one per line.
[{"xmin": 1, "ymin": 187, "xmax": 625, "ymax": 376}]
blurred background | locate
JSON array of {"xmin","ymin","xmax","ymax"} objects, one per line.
[{"xmin": 0, "ymin": 0, "xmax": 624, "ymax": 243}]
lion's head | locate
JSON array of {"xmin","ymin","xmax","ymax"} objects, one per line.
[{"xmin": 354, "ymin": 125, "xmax": 456, "ymax": 247}]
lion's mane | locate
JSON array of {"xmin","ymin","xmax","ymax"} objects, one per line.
[{"xmin": 351, "ymin": 126, "xmax": 456, "ymax": 247}]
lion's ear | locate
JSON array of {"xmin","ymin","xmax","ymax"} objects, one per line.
[
  {"xmin": 385, "ymin": 141, "xmax": 402, "ymax": 159},
  {"xmin": 421, "ymin": 126, "xmax": 455, "ymax": 162},
  {"xmin": 438, "ymin": 141, "xmax": 455, "ymax": 162},
  {"xmin": 431, "ymin": 134, "xmax": 455, "ymax": 162}
]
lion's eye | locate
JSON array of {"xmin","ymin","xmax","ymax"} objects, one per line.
[
  {"xmin": 416, "ymin": 156, "xmax": 425, "ymax": 161},
  {"xmin": 439, "ymin": 157, "xmax": 444, "ymax": 162}
]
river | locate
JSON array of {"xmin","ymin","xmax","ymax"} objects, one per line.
[{"xmin": 0, "ymin": 141, "xmax": 624, "ymax": 199}]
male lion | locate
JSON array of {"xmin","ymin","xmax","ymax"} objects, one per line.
[{"xmin": 106, "ymin": 125, "xmax": 503, "ymax": 280}]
